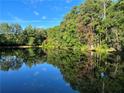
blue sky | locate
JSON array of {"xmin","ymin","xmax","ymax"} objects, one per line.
[{"xmin": 0, "ymin": 0, "xmax": 83, "ymax": 28}]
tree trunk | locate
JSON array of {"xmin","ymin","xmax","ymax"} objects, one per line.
[{"xmin": 103, "ymin": 1, "xmax": 106, "ymax": 20}]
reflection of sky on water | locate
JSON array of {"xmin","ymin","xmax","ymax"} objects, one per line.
[
  {"xmin": 0, "ymin": 49, "xmax": 124, "ymax": 93},
  {"xmin": 0, "ymin": 56, "xmax": 22, "ymax": 62},
  {"xmin": 0, "ymin": 63, "xmax": 79, "ymax": 93}
]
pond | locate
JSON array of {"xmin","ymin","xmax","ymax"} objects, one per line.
[{"xmin": 0, "ymin": 48, "xmax": 124, "ymax": 93}]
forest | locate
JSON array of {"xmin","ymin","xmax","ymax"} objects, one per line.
[
  {"xmin": 0, "ymin": 24, "xmax": 47, "ymax": 46},
  {"xmin": 0, "ymin": 0, "xmax": 124, "ymax": 52}
]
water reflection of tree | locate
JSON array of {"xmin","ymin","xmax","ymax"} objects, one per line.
[
  {"xmin": 46, "ymin": 50, "xmax": 124, "ymax": 93},
  {"xmin": 0, "ymin": 49, "xmax": 124, "ymax": 92},
  {"xmin": 0, "ymin": 48, "xmax": 46, "ymax": 71}
]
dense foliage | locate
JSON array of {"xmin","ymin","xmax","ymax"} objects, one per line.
[
  {"xmin": 0, "ymin": 0, "xmax": 124, "ymax": 52},
  {"xmin": 0, "ymin": 23, "xmax": 47, "ymax": 46},
  {"xmin": 43, "ymin": 0, "xmax": 124, "ymax": 51}
]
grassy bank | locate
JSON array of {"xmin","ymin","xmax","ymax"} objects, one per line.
[{"xmin": 42, "ymin": 44, "xmax": 116, "ymax": 53}]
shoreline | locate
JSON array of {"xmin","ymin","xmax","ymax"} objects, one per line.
[
  {"xmin": 0, "ymin": 46, "xmax": 117, "ymax": 53},
  {"xmin": 0, "ymin": 46, "xmax": 42, "ymax": 48}
]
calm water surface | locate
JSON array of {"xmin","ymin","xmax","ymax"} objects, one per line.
[{"xmin": 0, "ymin": 49, "xmax": 124, "ymax": 93}]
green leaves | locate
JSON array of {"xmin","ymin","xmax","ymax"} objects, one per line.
[
  {"xmin": 0, "ymin": 0, "xmax": 123, "ymax": 51},
  {"xmin": 0, "ymin": 23, "xmax": 46, "ymax": 46}
]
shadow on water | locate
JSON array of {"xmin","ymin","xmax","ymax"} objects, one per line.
[{"xmin": 0, "ymin": 48, "xmax": 124, "ymax": 93}]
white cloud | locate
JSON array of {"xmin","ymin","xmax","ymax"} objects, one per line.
[
  {"xmin": 13, "ymin": 16, "xmax": 23, "ymax": 22},
  {"xmin": 42, "ymin": 16, "xmax": 47, "ymax": 20},
  {"xmin": 33, "ymin": 11, "xmax": 39, "ymax": 16},
  {"xmin": 0, "ymin": 20, "xmax": 60, "ymax": 23},
  {"xmin": 2, "ymin": 13, "xmax": 59, "ymax": 23},
  {"xmin": 22, "ymin": 0, "xmax": 44, "ymax": 8},
  {"xmin": 66, "ymin": 0, "xmax": 72, "ymax": 3},
  {"xmin": 8, "ymin": 12, "xmax": 23, "ymax": 22},
  {"xmin": 27, "ymin": 0, "xmax": 44, "ymax": 4}
]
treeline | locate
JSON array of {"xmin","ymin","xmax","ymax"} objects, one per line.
[
  {"xmin": 0, "ymin": 0, "xmax": 124, "ymax": 51},
  {"xmin": 0, "ymin": 23, "xmax": 47, "ymax": 46},
  {"xmin": 43, "ymin": 0, "xmax": 124, "ymax": 51}
]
